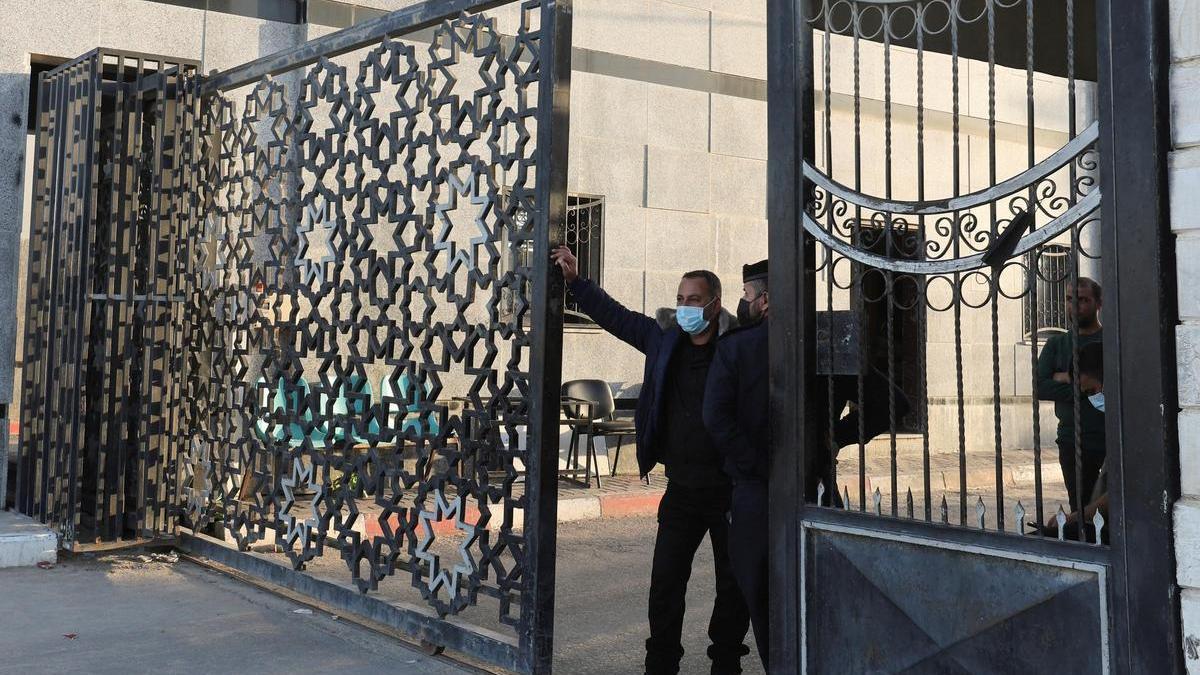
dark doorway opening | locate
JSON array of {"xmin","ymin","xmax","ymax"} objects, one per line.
[{"xmin": 853, "ymin": 225, "xmax": 924, "ymax": 435}]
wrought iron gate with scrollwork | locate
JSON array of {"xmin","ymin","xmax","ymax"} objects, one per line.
[
  {"xmin": 16, "ymin": 1, "xmax": 572, "ymax": 672},
  {"xmin": 767, "ymin": 0, "xmax": 1178, "ymax": 672}
]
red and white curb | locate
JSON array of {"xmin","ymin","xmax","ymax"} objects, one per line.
[{"xmin": 359, "ymin": 490, "xmax": 666, "ymax": 539}]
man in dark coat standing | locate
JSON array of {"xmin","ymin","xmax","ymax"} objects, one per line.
[
  {"xmin": 704, "ymin": 260, "xmax": 909, "ymax": 666},
  {"xmin": 701, "ymin": 260, "xmax": 772, "ymax": 666},
  {"xmin": 552, "ymin": 245, "xmax": 750, "ymax": 675}
]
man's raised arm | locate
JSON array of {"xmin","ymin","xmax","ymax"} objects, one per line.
[{"xmin": 553, "ymin": 245, "xmax": 658, "ymax": 353}]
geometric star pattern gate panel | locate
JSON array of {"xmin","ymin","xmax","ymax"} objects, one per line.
[{"xmin": 15, "ymin": 1, "xmax": 572, "ymax": 673}]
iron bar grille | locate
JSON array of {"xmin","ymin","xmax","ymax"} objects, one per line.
[
  {"xmin": 503, "ymin": 192, "xmax": 602, "ymax": 325},
  {"xmin": 563, "ymin": 195, "xmax": 602, "ymax": 323},
  {"xmin": 1023, "ymin": 244, "xmax": 1072, "ymax": 338},
  {"xmin": 800, "ymin": 0, "xmax": 1108, "ymax": 547},
  {"xmin": 15, "ymin": 1, "xmax": 570, "ymax": 671}
]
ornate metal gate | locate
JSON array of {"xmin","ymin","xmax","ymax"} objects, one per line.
[
  {"xmin": 767, "ymin": 0, "xmax": 1178, "ymax": 672},
  {"xmin": 16, "ymin": 1, "xmax": 572, "ymax": 672}
]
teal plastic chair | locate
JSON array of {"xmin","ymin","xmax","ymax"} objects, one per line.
[
  {"xmin": 331, "ymin": 375, "xmax": 375, "ymax": 443},
  {"xmin": 254, "ymin": 376, "xmax": 310, "ymax": 447},
  {"xmin": 254, "ymin": 376, "xmax": 285, "ymax": 442},
  {"xmin": 307, "ymin": 381, "xmax": 335, "ymax": 447},
  {"xmin": 380, "ymin": 373, "xmax": 440, "ymax": 437}
]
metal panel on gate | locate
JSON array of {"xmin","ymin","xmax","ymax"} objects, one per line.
[
  {"xmin": 803, "ymin": 521, "xmax": 1108, "ymax": 673},
  {"xmin": 761, "ymin": 0, "xmax": 1171, "ymax": 671}
]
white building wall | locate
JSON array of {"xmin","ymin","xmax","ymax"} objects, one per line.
[
  {"xmin": 1171, "ymin": 0, "xmax": 1200, "ymax": 670},
  {"xmin": 560, "ymin": 0, "xmax": 769, "ymax": 404},
  {"xmin": 562, "ymin": 1, "xmax": 1083, "ymax": 479}
]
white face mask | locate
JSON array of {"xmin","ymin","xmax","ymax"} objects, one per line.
[
  {"xmin": 1089, "ymin": 392, "xmax": 1105, "ymax": 412},
  {"xmin": 675, "ymin": 297, "xmax": 716, "ymax": 335}
]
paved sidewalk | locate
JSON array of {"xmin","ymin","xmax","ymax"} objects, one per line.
[
  {"xmin": 0, "ymin": 553, "xmax": 472, "ymax": 675},
  {"xmin": 0, "ymin": 509, "xmax": 55, "ymax": 568}
]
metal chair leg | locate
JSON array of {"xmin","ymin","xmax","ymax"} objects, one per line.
[
  {"xmin": 610, "ymin": 435, "xmax": 624, "ymax": 477},
  {"xmin": 567, "ymin": 427, "xmax": 579, "ymax": 482},
  {"xmin": 582, "ymin": 431, "xmax": 592, "ymax": 487},
  {"xmin": 585, "ymin": 433, "xmax": 601, "ymax": 489}
]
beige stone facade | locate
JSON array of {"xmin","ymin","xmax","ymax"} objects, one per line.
[{"xmin": 1172, "ymin": 0, "xmax": 1200, "ymax": 670}]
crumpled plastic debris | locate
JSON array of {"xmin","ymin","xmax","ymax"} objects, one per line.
[
  {"xmin": 97, "ymin": 551, "xmax": 179, "ymax": 569},
  {"xmin": 36, "ymin": 561, "xmax": 54, "ymax": 570}
]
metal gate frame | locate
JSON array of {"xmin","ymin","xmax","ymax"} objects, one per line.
[
  {"xmin": 174, "ymin": 4, "xmax": 572, "ymax": 672},
  {"xmin": 766, "ymin": 0, "xmax": 1179, "ymax": 672},
  {"xmin": 15, "ymin": 1, "xmax": 572, "ymax": 672},
  {"xmin": 16, "ymin": 49, "xmax": 200, "ymax": 547}
]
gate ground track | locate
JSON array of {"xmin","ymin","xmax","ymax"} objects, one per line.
[{"xmin": 176, "ymin": 546, "xmax": 498, "ymax": 674}]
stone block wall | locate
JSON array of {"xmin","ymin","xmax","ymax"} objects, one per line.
[
  {"xmin": 1172, "ymin": 0, "xmax": 1200, "ymax": 670},
  {"xmin": 0, "ymin": 0, "xmax": 312, "ymax": 506}
]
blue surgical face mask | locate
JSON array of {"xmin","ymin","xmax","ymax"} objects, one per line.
[
  {"xmin": 676, "ymin": 298, "xmax": 715, "ymax": 335},
  {"xmin": 1089, "ymin": 392, "xmax": 1105, "ymax": 412}
]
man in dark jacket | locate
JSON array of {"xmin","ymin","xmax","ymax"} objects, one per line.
[
  {"xmin": 552, "ymin": 245, "xmax": 750, "ymax": 675},
  {"xmin": 1036, "ymin": 277, "xmax": 1105, "ymax": 511},
  {"xmin": 703, "ymin": 259, "xmax": 908, "ymax": 665}
]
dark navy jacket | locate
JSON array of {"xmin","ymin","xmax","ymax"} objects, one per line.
[
  {"xmin": 704, "ymin": 319, "xmax": 911, "ymax": 495},
  {"xmin": 703, "ymin": 320, "xmax": 770, "ymax": 482},
  {"xmin": 567, "ymin": 278, "xmax": 734, "ymax": 478}
]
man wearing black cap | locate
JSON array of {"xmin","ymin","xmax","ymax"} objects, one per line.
[
  {"xmin": 551, "ymin": 245, "xmax": 750, "ymax": 675},
  {"xmin": 702, "ymin": 260, "xmax": 772, "ymax": 665},
  {"xmin": 704, "ymin": 260, "xmax": 909, "ymax": 666}
]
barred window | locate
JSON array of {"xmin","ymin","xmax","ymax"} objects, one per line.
[
  {"xmin": 563, "ymin": 195, "xmax": 603, "ymax": 325},
  {"xmin": 503, "ymin": 193, "xmax": 604, "ymax": 325},
  {"xmin": 1023, "ymin": 244, "xmax": 1071, "ymax": 339}
]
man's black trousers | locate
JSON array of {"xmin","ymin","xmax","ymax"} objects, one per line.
[
  {"xmin": 729, "ymin": 482, "xmax": 769, "ymax": 667},
  {"xmin": 1057, "ymin": 440, "xmax": 1105, "ymax": 511},
  {"xmin": 645, "ymin": 482, "xmax": 751, "ymax": 675}
]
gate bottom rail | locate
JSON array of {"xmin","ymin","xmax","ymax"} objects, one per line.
[{"xmin": 176, "ymin": 531, "xmax": 520, "ymax": 672}]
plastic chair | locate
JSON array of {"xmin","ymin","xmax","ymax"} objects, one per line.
[
  {"xmin": 255, "ymin": 376, "xmax": 309, "ymax": 446},
  {"xmin": 325, "ymin": 375, "xmax": 374, "ymax": 443},
  {"xmin": 380, "ymin": 373, "xmax": 440, "ymax": 437},
  {"xmin": 560, "ymin": 379, "xmax": 636, "ymax": 488}
]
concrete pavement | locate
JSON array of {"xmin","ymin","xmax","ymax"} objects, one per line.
[
  {"xmin": 0, "ymin": 516, "xmax": 759, "ymax": 674},
  {"xmin": 0, "ymin": 553, "xmax": 472, "ymax": 675}
]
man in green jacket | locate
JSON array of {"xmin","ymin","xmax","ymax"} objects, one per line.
[{"xmin": 1036, "ymin": 277, "xmax": 1105, "ymax": 511}]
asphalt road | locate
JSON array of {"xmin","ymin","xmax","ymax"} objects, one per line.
[
  {"xmin": 552, "ymin": 515, "xmax": 766, "ymax": 675},
  {"xmin": 0, "ymin": 515, "xmax": 764, "ymax": 675}
]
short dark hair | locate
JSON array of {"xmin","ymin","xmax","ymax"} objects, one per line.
[
  {"xmin": 682, "ymin": 270, "xmax": 722, "ymax": 299},
  {"xmin": 1076, "ymin": 277, "xmax": 1102, "ymax": 302},
  {"xmin": 1078, "ymin": 342, "xmax": 1104, "ymax": 383}
]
